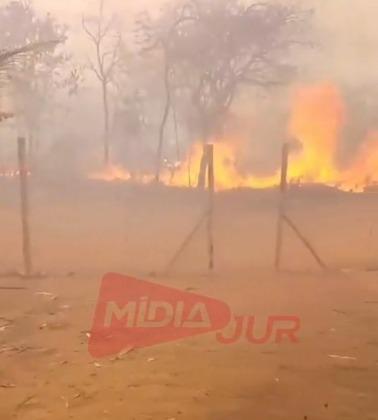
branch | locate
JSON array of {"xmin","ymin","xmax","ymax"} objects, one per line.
[
  {"xmin": 99, "ymin": 18, "xmax": 114, "ymax": 41},
  {"xmin": 87, "ymin": 59, "xmax": 103, "ymax": 81},
  {"xmin": 104, "ymin": 35, "xmax": 122, "ymax": 79},
  {"xmin": 82, "ymin": 17, "xmax": 99, "ymax": 46},
  {"xmin": 141, "ymin": 9, "xmax": 199, "ymax": 54},
  {"xmin": 0, "ymin": 39, "xmax": 63, "ymax": 66}
]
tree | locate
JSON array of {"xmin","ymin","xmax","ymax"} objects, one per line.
[
  {"xmin": 136, "ymin": 0, "xmax": 312, "ymax": 184},
  {"xmin": 82, "ymin": 0, "xmax": 122, "ymax": 166},
  {"xmin": 0, "ymin": 0, "xmax": 68, "ymax": 156},
  {"xmin": 0, "ymin": 40, "xmax": 63, "ymax": 128}
]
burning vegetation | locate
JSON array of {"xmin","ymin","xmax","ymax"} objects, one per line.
[
  {"xmin": 1, "ymin": 0, "xmax": 378, "ymax": 193},
  {"xmin": 2, "ymin": 2, "xmax": 378, "ymax": 420},
  {"xmin": 90, "ymin": 82, "xmax": 378, "ymax": 193}
]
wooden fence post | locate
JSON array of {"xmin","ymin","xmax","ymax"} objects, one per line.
[
  {"xmin": 274, "ymin": 142, "xmax": 327, "ymax": 271},
  {"xmin": 275, "ymin": 142, "xmax": 289, "ymax": 271},
  {"xmin": 165, "ymin": 143, "xmax": 215, "ymax": 274},
  {"xmin": 17, "ymin": 137, "xmax": 33, "ymax": 277},
  {"xmin": 206, "ymin": 144, "xmax": 215, "ymax": 271}
]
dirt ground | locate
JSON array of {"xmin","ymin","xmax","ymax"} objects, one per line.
[{"xmin": 0, "ymin": 179, "xmax": 377, "ymax": 420}]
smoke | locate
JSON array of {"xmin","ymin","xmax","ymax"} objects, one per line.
[
  {"xmin": 30, "ymin": 0, "xmax": 378, "ymax": 86},
  {"xmin": 3, "ymin": 0, "xmax": 378, "ymax": 186}
]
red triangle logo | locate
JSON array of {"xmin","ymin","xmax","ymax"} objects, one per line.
[{"xmin": 89, "ymin": 273, "xmax": 232, "ymax": 358}]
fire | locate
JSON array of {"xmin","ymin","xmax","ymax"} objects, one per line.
[
  {"xmin": 344, "ymin": 132, "xmax": 378, "ymax": 191},
  {"xmin": 164, "ymin": 143, "xmax": 247, "ymax": 190},
  {"xmin": 162, "ymin": 143, "xmax": 278, "ymax": 190},
  {"xmin": 89, "ymin": 82, "xmax": 378, "ymax": 193},
  {"xmin": 166, "ymin": 83, "xmax": 347, "ymax": 190},
  {"xmin": 287, "ymin": 83, "xmax": 345, "ymax": 185},
  {"xmin": 282, "ymin": 83, "xmax": 378, "ymax": 191},
  {"xmin": 89, "ymin": 164, "xmax": 155, "ymax": 184}
]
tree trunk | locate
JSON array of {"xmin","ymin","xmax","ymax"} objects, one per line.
[
  {"xmin": 197, "ymin": 117, "xmax": 210, "ymax": 189},
  {"xmin": 102, "ymin": 81, "xmax": 110, "ymax": 166},
  {"xmin": 172, "ymin": 99, "xmax": 180, "ymax": 161},
  {"xmin": 197, "ymin": 149, "xmax": 208, "ymax": 189},
  {"xmin": 155, "ymin": 50, "xmax": 171, "ymax": 182}
]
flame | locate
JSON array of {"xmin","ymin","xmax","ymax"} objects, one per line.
[
  {"xmin": 343, "ymin": 132, "xmax": 378, "ymax": 191},
  {"xmin": 287, "ymin": 83, "xmax": 345, "ymax": 185},
  {"xmin": 165, "ymin": 143, "xmax": 245, "ymax": 190},
  {"xmin": 165, "ymin": 83, "xmax": 352, "ymax": 191},
  {"xmin": 163, "ymin": 143, "xmax": 278, "ymax": 190},
  {"xmin": 89, "ymin": 82, "xmax": 378, "ymax": 193}
]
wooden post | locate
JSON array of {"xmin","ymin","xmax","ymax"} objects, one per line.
[
  {"xmin": 164, "ymin": 143, "xmax": 215, "ymax": 274},
  {"xmin": 206, "ymin": 144, "xmax": 215, "ymax": 271},
  {"xmin": 197, "ymin": 144, "xmax": 208, "ymax": 189},
  {"xmin": 17, "ymin": 137, "xmax": 33, "ymax": 277},
  {"xmin": 275, "ymin": 142, "xmax": 289, "ymax": 271},
  {"xmin": 274, "ymin": 142, "xmax": 327, "ymax": 271}
]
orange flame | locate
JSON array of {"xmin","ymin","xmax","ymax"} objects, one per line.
[
  {"xmin": 287, "ymin": 83, "xmax": 345, "ymax": 185},
  {"xmin": 344, "ymin": 132, "xmax": 378, "ymax": 191},
  {"xmin": 166, "ymin": 83, "xmax": 347, "ymax": 190},
  {"xmin": 89, "ymin": 82, "xmax": 378, "ymax": 193}
]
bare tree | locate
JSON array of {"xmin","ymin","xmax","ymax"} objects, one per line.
[
  {"xmin": 136, "ymin": 0, "xmax": 312, "ymax": 184},
  {"xmin": 82, "ymin": 0, "xmax": 121, "ymax": 166},
  {"xmin": 135, "ymin": 7, "xmax": 196, "ymax": 181}
]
